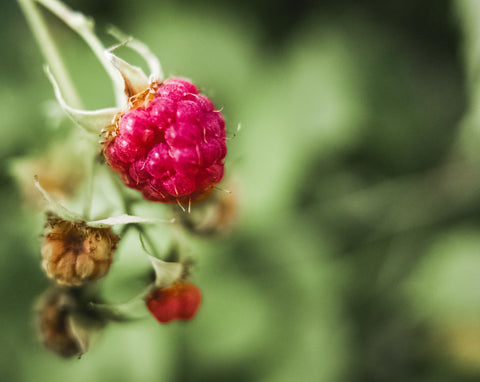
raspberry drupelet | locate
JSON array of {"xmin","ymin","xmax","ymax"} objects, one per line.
[{"xmin": 103, "ymin": 78, "xmax": 227, "ymax": 204}]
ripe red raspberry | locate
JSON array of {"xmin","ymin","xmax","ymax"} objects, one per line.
[
  {"xmin": 145, "ymin": 281, "xmax": 202, "ymax": 323},
  {"xmin": 103, "ymin": 78, "xmax": 226, "ymax": 203}
]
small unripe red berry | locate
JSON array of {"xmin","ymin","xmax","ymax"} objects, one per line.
[
  {"xmin": 103, "ymin": 78, "xmax": 227, "ymax": 204},
  {"xmin": 145, "ymin": 280, "xmax": 202, "ymax": 323},
  {"xmin": 41, "ymin": 214, "xmax": 120, "ymax": 286}
]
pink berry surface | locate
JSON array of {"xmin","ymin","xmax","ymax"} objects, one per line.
[{"xmin": 103, "ymin": 78, "xmax": 226, "ymax": 203}]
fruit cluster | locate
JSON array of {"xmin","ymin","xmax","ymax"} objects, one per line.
[{"xmin": 20, "ymin": 0, "xmax": 233, "ymax": 359}]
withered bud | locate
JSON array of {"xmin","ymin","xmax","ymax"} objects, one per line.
[
  {"xmin": 41, "ymin": 214, "xmax": 120, "ymax": 286},
  {"xmin": 177, "ymin": 186, "xmax": 237, "ymax": 237},
  {"xmin": 10, "ymin": 138, "xmax": 86, "ymax": 209},
  {"xmin": 35, "ymin": 287, "xmax": 105, "ymax": 358}
]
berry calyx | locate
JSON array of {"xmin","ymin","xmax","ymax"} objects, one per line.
[
  {"xmin": 103, "ymin": 78, "xmax": 226, "ymax": 204},
  {"xmin": 145, "ymin": 280, "xmax": 202, "ymax": 323}
]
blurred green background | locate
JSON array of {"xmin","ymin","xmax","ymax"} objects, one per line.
[{"xmin": 4, "ymin": 0, "xmax": 480, "ymax": 381}]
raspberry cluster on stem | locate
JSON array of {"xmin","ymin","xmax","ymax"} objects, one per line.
[{"xmin": 19, "ymin": 0, "xmax": 233, "ymax": 358}]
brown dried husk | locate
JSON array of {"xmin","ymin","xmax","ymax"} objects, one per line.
[{"xmin": 41, "ymin": 214, "xmax": 120, "ymax": 286}]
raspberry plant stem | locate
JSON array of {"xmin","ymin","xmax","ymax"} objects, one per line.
[
  {"xmin": 82, "ymin": 149, "xmax": 96, "ymax": 221},
  {"xmin": 137, "ymin": 225, "xmax": 162, "ymax": 259},
  {"xmin": 107, "ymin": 26, "xmax": 164, "ymax": 82},
  {"xmin": 35, "ymin": 0, "xmax": 126, "ymax": 107},
  {"xmin": 107, "ymin": 169, "xmax": 163, "ymax": 259},
  {"xmin": 17, "ymin": 0, "xmax": 82, "ymax": 109}
]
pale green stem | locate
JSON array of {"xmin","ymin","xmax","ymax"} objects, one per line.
[
  {"xmin": 36, "ymin": 0, "xmax": 125, "ymax": 106},
  {"xmin": 17, "ymin": 0, "xmax": 82, "ymax": 108},
  {"xmin": 138, "ymin": 226, "xmax": 162, "ymax": 259},
  {"xmin": 108, "ymin": 26, "xmax": 164, "ymax": 81},
  {"xmin": 107, "ymin": 170, "xmax": 164, "ymax": 259},
  {"xmin": 90, "ymin": 283, "xmax": 153, "ymax": 318},
  {"xmin": 34, "ymin": 177, "xmax": 82, "ymax": 221},
  {"xmin": 82, "ymin": 149, "xmax": 96, "ymax": 220}
]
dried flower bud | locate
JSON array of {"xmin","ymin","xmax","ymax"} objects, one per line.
[
  {"xmin": 10, "ymin": 138, "xmax": 86, "ymax": 209},
  {"xmin": 178, "ymin": 185, "xmax": 237, "ymax": 236},
  {"xmin": 41, "ymin": 214, "xmax": 120, "ymax": 286},
  {"xmin": 146, "ymin": 280, "xmax": 202, "ymax": 324},
  {"xmin": 35, "ymin": 287, "xmax": 105, "ymax": 358}
]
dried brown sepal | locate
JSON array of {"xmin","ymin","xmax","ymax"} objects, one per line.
[
  {"xmin": 35, "ymin": 287, "xmax": 107, "ymax": 358},
  {"xmin": 36, "ymin": 287, "xmax": 83, "ymax": 358},
  {"xmin": 41, "ymin": 214, "xmax": 120, "ymax": 286},
  {"xmin": 10, "ymin": 141, "xmax": 86, "ymax": 209},
  {"xmin": 102, "ymin": 81, "xmax": 160, "ymax": 142}
]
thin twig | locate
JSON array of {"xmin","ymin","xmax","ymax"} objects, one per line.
[
  {"xmin": 17, "ymin": 0, "xmax": 82, "ymax": 108},
  {"xmin": 36, "ymin": 0, "xmax": 125, "ymax": 106}
]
